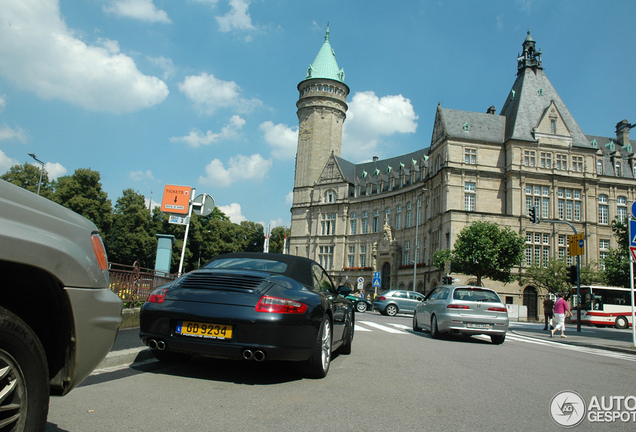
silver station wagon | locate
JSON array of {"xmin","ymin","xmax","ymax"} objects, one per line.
[{"xmin": 413, "ymin": 285, "xmax": 509, "ymax": 344}]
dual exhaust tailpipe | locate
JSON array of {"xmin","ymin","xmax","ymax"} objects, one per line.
[
  {"xmin": 148, "ymin": 339, "xmax": 166, "ymax": 350},
  {"xmin": 242, "ymin": 349, "xmax": 266, "ymax": 362},
  {"xmin": 148, "ymin": 340, "xmax": 264, "ymax": 361}
]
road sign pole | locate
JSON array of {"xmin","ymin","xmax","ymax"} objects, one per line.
[
  {"xmin": 178, "ymin": 187, "xmax": 195, "ymax": 276},
  {"xmin": 630, "ymin": 215, "xmax": 636, "ymax": 348}
]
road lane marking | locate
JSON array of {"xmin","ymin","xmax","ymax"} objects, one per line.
[
  {"xmin": 387, "ymin": 323, "xmax": 412, "ymax": 331},
  {"xmin": 358, "ymin": 321, "xmax": 408, "ymax": 334},
  {"xmin": 508, "ymin": 333, "xmax": 636, "ymax": 363}
]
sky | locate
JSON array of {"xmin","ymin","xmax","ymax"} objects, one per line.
[{"xmin": 1, "ymin": 1, "xmax": 635, "ymax": 229}]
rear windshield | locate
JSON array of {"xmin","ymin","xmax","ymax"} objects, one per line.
[
  {"xmin": 453, "ymin": 288, "xmax": 501, "ymax": 303},
  {"xmin": 204, "ymin": 258, "xmax": 288, "ymax": 274}
]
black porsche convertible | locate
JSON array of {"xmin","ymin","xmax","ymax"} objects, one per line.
[{"xmin": 140, "ymin": 252, "xmax": 355, "ymax": 378}]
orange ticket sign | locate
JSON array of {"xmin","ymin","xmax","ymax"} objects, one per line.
[{"xmin": 161, "ymin": 185, "xmax": 192, "ymax": 215}]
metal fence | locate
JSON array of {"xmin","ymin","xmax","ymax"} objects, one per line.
[{"xmin": 108, "ymin": 262, "xmax": 177, "ymax": 307}]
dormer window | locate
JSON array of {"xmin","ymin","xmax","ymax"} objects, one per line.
[
  {"xmin": 615, "ymin": 160, "xmax": 622, "ymax": 177},
  {"xmin": 596, "ymin": 160, "xmax": 603, "ymax": 175},
  {"xmin": 324, "ymin": 190, "xmax": 337, "ymax": 203},
  {"xmin": 550, "ymin": 119, "xmax": 556, "ymax": 134}
]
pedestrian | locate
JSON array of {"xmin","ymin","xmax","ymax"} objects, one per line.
[
  {"xmin": 551, "ymin": 292, "xmax": 571, "ymax": 338},
  {"xmin": 543, "ymin": 295, "xmax": 554, "ymax": 331}
]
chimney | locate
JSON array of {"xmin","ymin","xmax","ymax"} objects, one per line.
[
  {"xmin": 373, "ymin": 156, "xmax": 379, "ymax": 161},
  {"xmin": 486, "ymin": 105, "xmax": 496, "ymax": 115},
  {"xmin": 616, "ymin": 119, "xmax": 632, "ymax": 147}
]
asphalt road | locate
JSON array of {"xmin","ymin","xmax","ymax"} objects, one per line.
[{"xmin": 46, "ymin": 312, "xmax": 636, "ymax": 431}]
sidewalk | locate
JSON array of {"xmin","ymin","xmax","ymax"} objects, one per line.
[{"xmin": 509, "ymin": 321, "xmax": 636, "ymax": 355}]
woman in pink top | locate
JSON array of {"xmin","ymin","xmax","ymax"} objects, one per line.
[{"xmin": 551, "ymin": 292, "xmax": 570, "ymax": 338}]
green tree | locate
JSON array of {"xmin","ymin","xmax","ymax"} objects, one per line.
[
  {"xmin": 433, "ymin": 221, "xmax": 526, "ymax": 286},
  {"xmin": 518, "ymin": 259, "xmax": 603, "ymax": 294},
  {"xmin": 52, "ymin": 168, "xmax": 113, "ymax": 234},
  {"xmin": 104, "ymin": 189, "xmax": 155, "ymax": 267},
  {"xmin": 601, "ymin": 217, "xmax": 630, "ymax": 287},
  {"xmin": 269, "ymin": 226, "xmax": 290, "ymax": 253},
  {"xmin": 153, "ymin": 208, "xmax": 265, "ymax": 273},
  {"xmin": 1, "ymin": 162, "xmax": 53, "ymax": 198}
]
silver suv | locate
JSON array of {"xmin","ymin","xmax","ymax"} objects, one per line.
[{"xmin": 0, "ymin": 179, "xmax": 123, "ymax": 431}]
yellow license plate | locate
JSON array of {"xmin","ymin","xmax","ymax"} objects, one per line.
[{"xmin": 176, "ymin": 320, "xmax": 233, "ymax": 339}]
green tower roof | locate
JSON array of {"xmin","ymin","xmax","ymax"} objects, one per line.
[{"xmin": 304, "ymin": 25, "xmax": 345, "ymax": 83}]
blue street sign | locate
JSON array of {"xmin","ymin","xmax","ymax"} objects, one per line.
[
  {"xmin": 631, "ymin": 220, "xmax": 636, "ymax": 247},
  {"xmin": 374, "ymin": 271, "xmax": 381, "ymax": 279},
  {"xmin": 357, "ymin": 277, "xmax": 364, "ymax": 284},
  {"xmin": 372, "ymin": 277, "xmax": 381, "ymax": 288},
  {"xmin": 632, "ymin": 202, "xmax": 636, "ymax": 218}
]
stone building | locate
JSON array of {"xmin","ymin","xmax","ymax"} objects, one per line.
[{"xmin": 289, "ymin": 28, "xmax": 635, "ymax": 320}]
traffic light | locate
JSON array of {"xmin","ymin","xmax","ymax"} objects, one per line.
[
  {"xmin": 529, "ymin": 205, "xmax": 539, "ymax": 224},
  {"xmin": 443, "ymin": 275, "xmax": 453, "ymax": 285},
  {"xmin": 566, "ymin": 265, "xmax": 577, "ymax": 285}
]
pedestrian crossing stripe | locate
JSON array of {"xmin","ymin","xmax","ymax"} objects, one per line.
[{"xmin": 357, "ymin": 321, "xmax": 408, "ymax": 334}]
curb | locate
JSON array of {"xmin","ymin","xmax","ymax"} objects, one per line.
[{"xmin": 95, "ymin": 347, "xmax": 154, "ymax": 370}]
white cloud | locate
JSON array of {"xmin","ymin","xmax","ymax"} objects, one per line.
[
  {"xmin": 269, "ymin": 218, "xmax": 284, "ymax": 228},
  {"xmin": 216, "ymin": 0, "xmax": 255, "ymax": 33},
  {"xmin": 193, "ymin": 0, "xmax": 220, "ymax": 6},
  {"xmin": 259, "ymin": 121, "xmax": 298, "ymax": 159},
  {"xmin": 0, "ymin": 0, "xmax": 169, "ymax": 113},
  {"xmin": 43, "ymin": 162, "xmax": 66, "ymax": 180},
  {"xmin": 129, "ymin": 169, "xmax": 155, "ymax": 181},
  {"xmin": 103, "ymin": 0, "xmax": 171, "ymax": 24},
  {"xmin": 147, "ymin": 56, "xmax": 176, "ymax": 80},
  {"xmin": 217, "ymin": 202, "xmax": 246, "ymax": 223},
  {"xmin": 0, "ymin": 94, "xmax": 6, "ymax": 112},
  {"xmin": 198, "ymin": 153, "xmax": 272, "ymax": 187},
  {"xmin": 285, "ymin": 191, "xmax": 293, "ymax": 205},
  {"xmin": 342, "ymin": 91, "xmax": 418, "ymax": 160},
  {"xmin": 0, "ymin": 124, "xmax": 27, "ymax": 143},
  {"xmin": 171, "ymin": 115, "xmax": 245, "ymax": 148},
  {"xmin": 178, "ymin": 73, "xmax": 261, "ymax": 114},
  {"xmin": 0, "ymin": 149, "xmax": 19, "ymax": 172}
]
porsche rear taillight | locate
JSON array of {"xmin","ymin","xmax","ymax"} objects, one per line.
[
  {"xmin": 378, "ymin": 296, "xmax": 386, "ymax": 301},
  {"xmin": 255, "ymin": 296, "xmax": 308, "ymax": 314},
  {"xmin": 147, "ymin": 287, "xmax": 169, "ymax": 303}
]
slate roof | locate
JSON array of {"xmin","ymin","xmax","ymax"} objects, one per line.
[
  {"xmin": 586, "ymin": 134, "xmax": 636, "ymax": 179},
  {"xmin": 499, "ymin": 67, "xmax": 591, "ymax": 148},
  {"xmin": 335, "ymin": 148, "xmax": 429, "ymax": 185},
  {"xmin": 438, "ymin": 107, "xmax": 505, "ymax": 144}
]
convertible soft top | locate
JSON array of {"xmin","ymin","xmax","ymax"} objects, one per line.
[{"xmin": 204, "ymin": 252, "xmax": 319, "ymax": 287}]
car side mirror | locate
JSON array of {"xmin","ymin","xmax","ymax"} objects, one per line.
[{"xmin": 337, "ymin": 286, "xmax": 352, "ymax": 296}]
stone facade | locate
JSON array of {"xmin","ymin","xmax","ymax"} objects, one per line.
[{"xmin": 289, "ymin": 31, "xmax": 635, "ymax": 321}]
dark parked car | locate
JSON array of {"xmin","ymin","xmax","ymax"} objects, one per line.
[
  {"xmin": 413, "ymin": 285, "xmax": 509, "ymax": 344},
  {"xmin": 0, "ymin": 179, "xmax": 122, "ymax": 431},
  {"xmin": 345, "ymin": 294, "xmax": 373, "ymax": 313},
  {"xmin": 373, "ymin": 290, "xmax": 425, "ymax": 316},
  {"xmin": 140, "ymin": 252, "xmax": 354, "ymax": 378}
]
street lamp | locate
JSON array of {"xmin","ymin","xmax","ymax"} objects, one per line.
[
  {"xmin": 412, "ymin": 188, "xmax": 427, "ymax": 291},
  {"xmin": 28, "ymin": 153, "xmax": 44, "ymax": 195}
]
